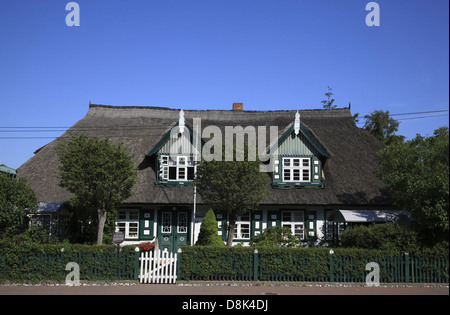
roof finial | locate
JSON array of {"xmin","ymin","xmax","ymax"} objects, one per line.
[
  {"xmin": 294, "ymin": 111, "xmax": 300, "ymax": 135},
  {"xmin": 179, "ymin": 108, "xmax": 185, "ymax": 134}
]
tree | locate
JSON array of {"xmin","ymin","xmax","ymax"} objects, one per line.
[
  {"xmin": 55, "ymin": 133, "xmax": 137, "ymax": 245},
  {"xmin": 0, "ymin": 173, "xmax": 38, "ymax": 238},
  {"xmin": 195, "ymin": 143, "xmax": 270, "ymax": 246},
  {"xmin": 364, "ymin": 110, "xmax": 405, "ymax": 145},
  {"xmin": 321, "ymin": 86, "xmax": 337, "ymax": 110},
  {"xmin": 375, "ymin": 127, "xmax": 449, "ymax": 246},
  {"xmin": 195, "ymin": 209, "xmax": 225, "ymax": 246}
]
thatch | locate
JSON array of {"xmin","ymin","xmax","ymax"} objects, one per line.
[{"xmin": 17, "ymin": 104, "xmax": 391, "ymax": 206}]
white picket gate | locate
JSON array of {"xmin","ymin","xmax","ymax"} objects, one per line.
[{"xmin": 139, "ymin": 250, "xmax": 178, "ymax": 284}]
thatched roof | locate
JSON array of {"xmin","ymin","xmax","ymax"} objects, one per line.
[{"xmin": 17, "ymin": 104, "xmax": 391, "ymax": 206}]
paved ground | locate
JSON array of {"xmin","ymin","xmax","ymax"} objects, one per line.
[{"xmin": 0, "ymin": 281, "xmax": 448, "ymax": 295}]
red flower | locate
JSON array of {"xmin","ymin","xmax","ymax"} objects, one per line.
[{"xmin": 138, "ymin": 242, "xmax": 155, "ymax": 251}]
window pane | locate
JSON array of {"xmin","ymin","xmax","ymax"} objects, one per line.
[
  {"xmin": 178, "ymin": 212, "xmax": 187, "ymax": 233},
  {"xmin": 282, "ymin": 212, "xmax": 291, "ymax": 221},
  {"xmin": 294, "ymin": 224, "xmax": 304, "ymax": 237},
  {"xmin": 160, "ymin": 155, "xmax": 168, "ymax": 165},
  {"xmin": 293, "ymin": 169, "xmax": 300, "ymax": 181},
  {"xmin": 283, "ymin": 159, "xmax": 290, "ymax": 166},
  {"xmin": 240, "ymin": 215, "xmax": 250, "ymax": 221},
  {"xmin": 178, "ymin": 167, "xmax": 186, "ymax": 180},
  {"xmin": 187, "ymin": 167, "xmax": 195, "ymax": 180},
  {"xmin": 241, "ymin": 224, "xmax": 250, "ymax": 239},
  {"xmin": 293, "ymin": 159, "xmax": 300, "ymax": 166},
  {"xmin": 129, "ymin": 212, "xmax": 138, "ymax": 220},
  {"xmin": 169, "ymin": 167, "xmax": 177, "ymax": 180},
  {"xmin": 116, "ymin": 222, "xmax": 125, "ymax": 232},
  {"xmin": 292, "ymin": 211, "xmax": 303, "ymax": 221},
  {"xmin": 162, "ymin": 213, "xmax": 171, "ymax": 233},
  {"xmin": 178, "ymin": 156, "xmax": 186, "ymax": 165},
  {"xmin": 283, "ymin": 169, "xmax": 291, "ymax": 181},
  {"xmin": 302, "ymin": 169, "xmax": 309, "ymax": 181},
  {"xmin": 129, "ymin": 223, "xmax": 138, "ymax": 238},
  {"xmin": 302, "ymin": 159, "xmax": 309, "ymax": 167}
]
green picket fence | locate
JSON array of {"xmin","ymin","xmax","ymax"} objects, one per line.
[
  {"xmin": 1, "ymin": 248, "xmax": 449, "ymax": 284},
  {"xmin": 180, "ymin": 248, "xmax": 449, "ymax": 284}
]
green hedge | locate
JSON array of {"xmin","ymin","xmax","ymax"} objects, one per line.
[
  {"xmin": 180, "ymin": 246, "xmax": 449, "ymax": 283},
  {"xmin": 0, "ymin": 239, "xmax": 137, "ymax": 283}
]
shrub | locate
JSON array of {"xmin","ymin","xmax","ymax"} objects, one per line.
[
  {"xmin": 250, "ymin": 226, "xmax": 301, "ymax": 247},
  {"xmin": 195, "ymin": 209, "xmax": 225, "ymax": 246},
  {"xmin": 340, "ymin": 223, "xmax": 419, "ymax": 252}
]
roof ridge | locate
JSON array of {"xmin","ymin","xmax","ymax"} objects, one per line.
[{"xmin": 89, "ymin": 103, "xmax": 351, "ymax": 114}]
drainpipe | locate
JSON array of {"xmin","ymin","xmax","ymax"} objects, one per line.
[{"xmin": 192, "ymin": 118, "xmax": 201, "ymax": 245}]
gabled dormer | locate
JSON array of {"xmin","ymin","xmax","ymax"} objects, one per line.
[
  {"xmin": 147, "ymin": 109, "xmax": 199, "ymax": 185},
  {"xmin": 271, "ymin": 112, "xmax": 330, "ymax": 188}
]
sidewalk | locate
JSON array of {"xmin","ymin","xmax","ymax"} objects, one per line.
[{"xmin": 0, "ymin": 281, "xmax": 448, "ymax": 295}]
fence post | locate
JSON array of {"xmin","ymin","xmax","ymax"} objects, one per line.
[
  {"xmin": 404, "ymin": 252, "xmax": 410, "ymax": 283},
  {"xmin": 177, "ymin": 248, "xmax": 182, "ymax": 281},
  {"xmin": 329, "ymin": 249, "xmax": 334, "ymax": 282},
  {"xmin": 134, "ymin": 247, "xmax": 140, "ymax": 281},
  {"xmin": 253, "ymin": 249, "xmax": 259, "ymax": 281}
]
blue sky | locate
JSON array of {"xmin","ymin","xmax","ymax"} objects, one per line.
[{"xmin": 1, "ymin": 0, "xmax": 448, "ymax": 169}]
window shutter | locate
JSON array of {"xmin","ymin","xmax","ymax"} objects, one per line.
[
  {"xmin": 216, "ymin": 212, "xmax": 228, "ymax": 242},
  {"xmin": 267, "ymin": 211, "xmax": 280, "ymax": 228},
  {"xmin": 139, "ymin": 209, "xmax": 154, "ymax": 240},
  {"xmin": 252, "ymin": 211, "xmax": 263, "ymax": 237}
]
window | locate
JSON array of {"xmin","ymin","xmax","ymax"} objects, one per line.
[
  {"xmin": 282, "ymin": 157, "xmax": 310, "ymax": 183},
  {"xmin": 116, "ymin": 210, "xmax": 139, "ymax": 239},
  {"xmin": 159, "ymin": 155, "xmax": 195, "ymax": 182},
  {"xmin": 282, "ymin": 211, "xmax": 304, "ymax": 240},
  {"xmin": 177, "ymin": 212, "xmax": 188, "ymax": 233},
  {"xmin": 233, "ymin": 214, "xmax": 250, "ymax": 239},
  {"xmin": 161, "ymin": 212, "xmax": 171, "ymax": 233}
]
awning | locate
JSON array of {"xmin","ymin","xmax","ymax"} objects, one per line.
[
  {"xmin": 328, "ymin": 210, "xmax": 413, "ymax": 223},
  {"xmin": 37, "ymin": 202, "xmax": 70, "ymax": 213}
]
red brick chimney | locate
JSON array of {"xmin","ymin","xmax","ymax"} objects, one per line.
[{"xmin": 233, "ymin": 103, "xmax": 243, "ymax": 111}]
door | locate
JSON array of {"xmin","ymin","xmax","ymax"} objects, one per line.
[{"xmin": 158, "ymin": 208, "xmax": 190, "ymax": 252}]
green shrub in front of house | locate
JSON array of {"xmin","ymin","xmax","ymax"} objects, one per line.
[
  {"xmin": 195, "ymin": 209, "xmax": 226, "ymax": 247},
  {"xmin": 0, "ymin": 238, "xmax": 137, "ymax": 283}
]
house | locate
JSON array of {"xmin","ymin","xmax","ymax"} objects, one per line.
[
  {"xmin": 17, "ymin": 103, "xmax": 401, "ymax": 251},
  {"xmin": 28, "ymin": 202, "xmax": 71, "ymax": 241},
  {"xmin": 0, "ymin": 164, "xmax": 17, "ymax": 178}
]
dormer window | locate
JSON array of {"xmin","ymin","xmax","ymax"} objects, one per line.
[
  {"xmin": 282, "ymin": 157, "xmax": 310, "ymax": 182},
  {"xmin": 270, "ymin": 112, "xmax": 330, "ymax": 188},
  {"xmin": 159, "ymin": 154, "xmax": 195, "ymax": 183}
]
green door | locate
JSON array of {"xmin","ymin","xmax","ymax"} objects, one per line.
[{"xmin": 158, "ymin": 208, "xmax": 190, "ymax": 252}]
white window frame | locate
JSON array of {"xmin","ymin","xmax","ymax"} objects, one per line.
[
  {"xmin": 159, "ymin": 155, "xmax": 195, "ymax": 182},
  {"xmin": 281, "ymin": 211, "xmax": 305, "ymax": 240},
  {"xmin": 282, "ymin": 157, "xmax": 311, "ymax": 183},
  {"xmin": 233, "ymin": 214, "xmax": 251, "ymax": 240},
  {"xmin": 116, "ymin": 210, "xmax": 139, "ymax": 239}
]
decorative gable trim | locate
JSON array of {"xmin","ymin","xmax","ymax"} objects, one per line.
[{"xmin": 274, "ymin": 122, "xmax": 331, "ymax": 159}]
